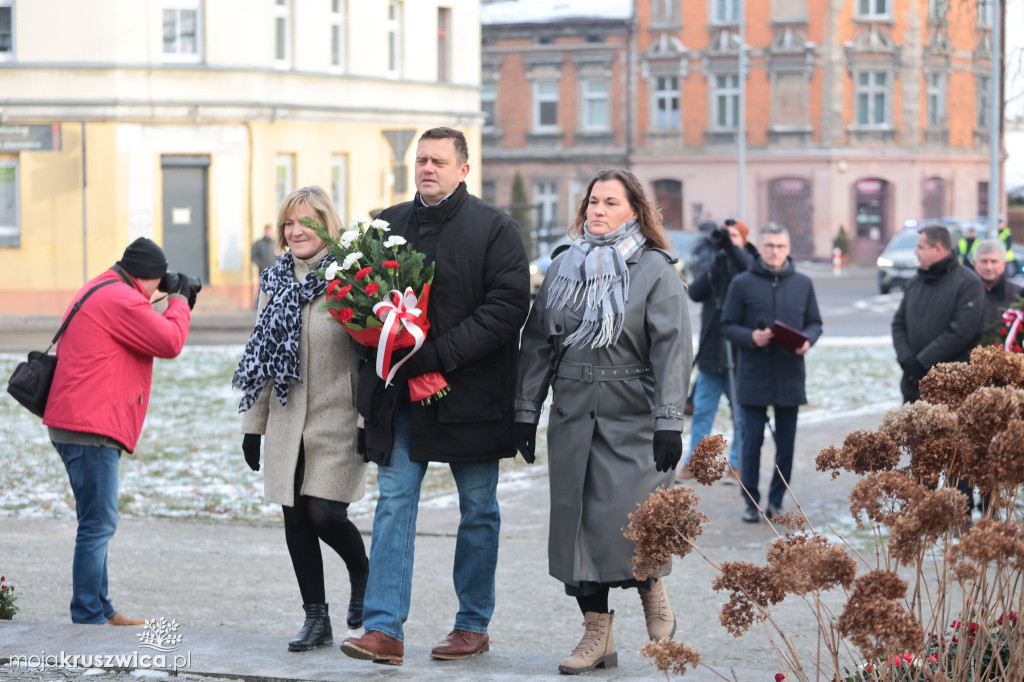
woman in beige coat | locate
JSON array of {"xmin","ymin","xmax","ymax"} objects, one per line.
[{"xmin": 233, "ymin": 186, "xmax": 368, "ymax": 652}]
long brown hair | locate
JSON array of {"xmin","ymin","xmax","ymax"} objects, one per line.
[{"xmin": 569, "ymin": 169, "xmax": 668, "ymax": 250}]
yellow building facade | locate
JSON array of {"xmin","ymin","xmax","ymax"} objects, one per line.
[{"xmin": 0, "ymin": 0, "xmax": 482, "ymax": 313}]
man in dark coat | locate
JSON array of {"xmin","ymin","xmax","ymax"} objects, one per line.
[
  {"xmin": 892, "ymin": 225, "xmax": 984, "ymax": 523},
  {"xmin": 721, "ymin": 224, "xmax": 822, "ymax": 523},
  {"xmin": 892, "ymin": 225, "xmax": 984, "ymax": 404},
  {"xmin": 974, "ymin": 239, "xmax": 1023, "ymax": 331},
  {"xmin": 341, "ymin": 128, "xmax": 530, "ymax": 666}
]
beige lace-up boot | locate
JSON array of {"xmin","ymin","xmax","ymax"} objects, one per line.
[
  {"xmin": 557, "ymin": 611, "xmax": 617, "ymax": 674},
  {"xmin": 639, "ymin": 577, "xmax": 676, "ymax": 640}
]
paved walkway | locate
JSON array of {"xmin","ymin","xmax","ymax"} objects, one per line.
[{"xmin": 0, "ymin": 403, "xmax": 887, "ymax": 681}]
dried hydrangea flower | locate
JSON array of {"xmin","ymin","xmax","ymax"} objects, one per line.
[
  {"xmin": 969, "ymin": 345, "xmax": 1024, "ymax": 387},
  {"xmin": 624, "ymin": 486, "xmax": 707, "ymax": 581},
  {"xmin": 878, "ymin": 402, "xmax": 959, "ymax": 448},
  {"xmin": 986, "ymin": 419, "xmax": 1024, "ymax": 491},
  {"xmin": 917, "ymin": 362, "xmax": 982, "ymax": 409},
  {"xmin": 640, "ymin": 639, "xmax": 701, "ymax": 676},
  {"xmin": 840, "ymin": 429, "xmax": 901, "ymax": 474},
  {"xmin": 837, "ymin": 570, "xmax": 923, "ymax": 661},
  {"xmin": 815, "ymin": 445, "xmax": 843, "ymax": 479},
  {"xmin": 765, "ymin": 534, "xmax": 856, "ymax": 595},
  {"xmin": 888, "ymin": 488, "xmax": 968, "ymax": 563},
  {"xmin": 908, "ymin": 436, "xmax": 969, "ymax": 487},
  {"xmin": 689, "ymin": 434, "xmax": 727, "ymax": 486},
  {"xmin": 956, "ymin": 387, "xmax": 1024, "ymax": 446},
  {"xmin": 947, "ymin": 518, "xmax": 1024, "ymax": 574},
  {"xmin": 771, "ymin": 510, "xmax": 809, "ymax": 532},
  {"xmin": 712, "ymin": 561, "xmax": 785, "ymax": 636},
  {"xmin": 848, "ymin": 470, "xmax": 928, "ymax": 528}
]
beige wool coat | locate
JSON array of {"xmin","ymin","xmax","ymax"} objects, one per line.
[{"xmin": 241, "ymin": 251, "xmax": 366, "ymax": 507}]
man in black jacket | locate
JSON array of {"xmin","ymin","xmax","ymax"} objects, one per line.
[
  {"xmin": 892, "ymin": 225, "xmax": 984, "ymax": 404},
  {"xmin": 342, "ymin": 128, "xmax": 530, "ymax": 666},
  {"xmin": 721, "ymin": 224, "xmax": 822, "ymax": 523}
]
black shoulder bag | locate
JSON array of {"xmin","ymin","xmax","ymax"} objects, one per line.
[{"xmin": 6, "ymin": 279, "xmax": 119, "ymax": 417}]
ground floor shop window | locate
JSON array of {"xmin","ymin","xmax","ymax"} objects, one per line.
[{"xmin": 0, "ymin": 157, "xmax": 18, "ymax": 247}]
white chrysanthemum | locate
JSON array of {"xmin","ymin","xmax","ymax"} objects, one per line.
[
  {"xmin": 342, "ymin": 252, "xmax": 363, "ymax": 270},
  {"xmin": 340, "ymin": 229, "xmax": 360, "ymax": 247},
  {"xmin": 383, "ymin": 235, "xmax": 407, "ymax": 248},
  {"xmin": 349, "ymin": 216, "xmax": 369, "ymax": 230},
  {"xmin": 370, "ymin": 218, "xmax": 391, "ymax": 232},
  {"xmin": 324, "ymin": 262, "xmax": 341, "ymax": 280}
]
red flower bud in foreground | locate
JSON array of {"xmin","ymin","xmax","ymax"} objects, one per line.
[
  {"xmin": 354, "ymin": 267, "xmax": 372, "ymax": 281},
  {"xmin": 382, "ymin": 260, "xmax": 400, "ymax": 269},
  {"xmin": 775, "ymin": 674, "xmax": 786, "ymax": 682}
]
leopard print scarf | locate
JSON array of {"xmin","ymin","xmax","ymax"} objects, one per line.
[{"xmin": 232, "ymin": 251, "xmax": 333, "ymax": 412}]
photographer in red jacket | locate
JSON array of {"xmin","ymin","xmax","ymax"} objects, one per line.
[{"xmin": 43, "ymin": 237, "xmax": 198, "ymax": 625}]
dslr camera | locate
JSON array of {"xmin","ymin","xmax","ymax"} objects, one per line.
[
  {"xmin": 158, "ymin": 272, "xmax": 202, "ymax": 309},
  {"xmin": 708, "ymin": 227, "xmax": 731, "ymax": 248}
]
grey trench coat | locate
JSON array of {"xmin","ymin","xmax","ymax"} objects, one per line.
[{"xmin": 515, "ymin": 247, "xmax": 691, "ymax": 587}]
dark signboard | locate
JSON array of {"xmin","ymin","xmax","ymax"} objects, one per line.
[{"xmin": 0, "ymin": 124, "xmax": 62, "ymax": 151}]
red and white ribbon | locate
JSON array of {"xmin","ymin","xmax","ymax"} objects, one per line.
[
  {"xmin": 1002, "ymin": 308, "xmax": 1024, "ymax": 351},
  {"xmin": 372, "ymin": 287, "xmax": 426, "ymax": 386}
]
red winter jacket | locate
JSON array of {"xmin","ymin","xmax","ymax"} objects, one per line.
[{"xmin": 43, "ymin": 268, "xmax": 191, "ymax": 453}]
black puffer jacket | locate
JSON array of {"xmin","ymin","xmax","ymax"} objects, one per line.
[
  {"xmin": 356, "ymin": 183, "xmax": 531, "ymax": 465},
  {"xmin": 892, "ymin": 252, "xmax": 984, "ymax": 369},
  {"xmin": 720, "ymin": 256, "xmax": 822, "ymax": 406}
]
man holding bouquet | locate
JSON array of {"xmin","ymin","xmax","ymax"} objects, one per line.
[{"xmin": 342, "ymin": 127, "xmax": 531, "ymax": 666}]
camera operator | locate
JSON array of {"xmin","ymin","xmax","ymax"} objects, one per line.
[
  {"xmin": 678, "ymin": 220, "xmax": 755, "ymax": 483},
  {"xmin": 42, "ymin": 237, "xmax": 200, "ymax": 626}
]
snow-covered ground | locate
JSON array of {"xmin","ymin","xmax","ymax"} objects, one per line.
[{"xmin": 0, "ymin": 339, "xmax": 901, "ymax": 522}]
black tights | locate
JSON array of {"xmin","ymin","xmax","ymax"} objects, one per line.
[
  {"xmin": 282, "ymin": 448, "xmax": 368, "ymax": 605},
  {"xmin": 576, "ymin": 587, "xmax": 610, "ymax": 615}
]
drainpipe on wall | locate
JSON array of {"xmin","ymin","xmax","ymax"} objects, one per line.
[
  {"xmin": 988, "ymin": 0, "xmax": 1002, "ymax": 236},
  {"xmin": 81, "ymin": 119, "xmax": 88, "ymax": 285},
  {"xmin": 625, "ymin": 15, "xmax": 635, "ymax": 168}
]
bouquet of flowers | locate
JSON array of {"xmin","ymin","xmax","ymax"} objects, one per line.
[
  {"xmin": 304, "ymin": 216, "xmax": 449, "ymax": 403},
  {"xmin": 0, "ymin": 575, "xmax": 18, "ymax": 620},
  {"xmin": 999, "ymin": 299, "xmax": 1024, "ymax": 353}
]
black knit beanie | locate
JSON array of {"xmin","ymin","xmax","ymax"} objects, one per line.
[{"xmin": 117, "ymin": 237, "xmax": 168, "ymax": 279}]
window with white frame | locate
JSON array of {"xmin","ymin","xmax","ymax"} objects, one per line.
[
  {"xmin": 977, "ymin": 75, "xmax": 991, "ymax": 129},
  {"xmin": 0, "ymin": 0, "xmax": 13, "ymax": 60},
  {"xmin": 330, "ymin": 0, "xmax": 346, "ymax": 71},
  {"xmin": 855, "ymin": 71, "xmax": 889, "ymax": 126},
  {"xmin": 533, "ymin": 80, "xmax": 559, "ymax": 132},
  {"xmin": 275, "ymin": 155, "xmax": 295, "ymax": 207},
  {"xmin": 0, "ymin": 158, "xmax": 19, "ymax": 247},
  {"xmin": 712, "ymin": 0, "xmax": 740, "ymax": 24},
  {"xmin": 163, "ymin": 1, "xmax": 201, "ymax": 62},
  {"xmin": 652, "ymin": 76, "xmax": 680, "ymax": 130},
  {"xmin": 926, "ymin": 72, "xmax": 946, "ymax": 127},
  {"xmin": 928, "ymin": 0, "xmax": 947, "ymax": 20},
  {"xmin": 712, "ymin": 74, "xmax": 740, "ymax": 129},
  {"xmin": 437, "ymin": 7, "xmax": 451, "ymax": 82},
  {"xmin": 652, "ymin": 0, "xmax": 679, "ymax": 24},
  {"xmin": 274, "ymin": 0, "xmax": 290, "ymax": 68},
  {"xmin": 387, "ymin": 0, "xmax": 403, "ymax": 78},
  {"xmin": 977, "ymin": 0, "xmax": 993, "ymax": 28},
  {"xmin": 331, "ymin": 155, "xmax": 349, "ymax": 224},
  {"xmin": 582, "ymin": 79, "xmax": 610, "ymax": 131},
  {"xmin": 856, "ymin": 0, "xmax": 889, "ymax": 18},
  {"xmin": 481, "ymin": 82, "xmax": 496, "ymax": 129},
  {"xmin": 534, "ymin": 182, "xmax": 558, "ymax": 229}
]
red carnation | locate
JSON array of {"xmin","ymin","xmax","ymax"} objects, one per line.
[
  {"xmin": 1000, "ymin": 326, "xmax": 1009, "ymax": 336},
  {"xmin": 355, "ymin": 267, "xmax": 372, "ymax": 281},
  {"xmin": 775, "ymin": 674, "xmax": 786, "ymax": 682},
  {"xmin": 334, "ymin": 284, "xmax": 352, "ymax": 300},
  {"xmin": 365, "ymin": 282, "xmax": 380, "ymax": 296},
  {"xmin": 1015, "ymin": 344, "xmax": 1022, "ymax": 353},
  {"xmin": 382, "ymin": 260, "xmax": 400, "ymax": 269},
  {"xmin": 329, "ymin": 308, "xmax": 354, "ymax": 323}
]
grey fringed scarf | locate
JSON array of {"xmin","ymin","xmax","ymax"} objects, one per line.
[{"xmin": 546, "ymin": 219, "xmax": 645, "ymax": 349}]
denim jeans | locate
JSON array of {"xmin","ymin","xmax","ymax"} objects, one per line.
[
  {"xmin": 738, "ymin": 405, "xmax": 798, "ymax": 511},
  {"xmin": 362, "ymin": 405, "xmax": 500, "ymax": 641},
  {"xmin": 686, "ymin": 370, "xmax": 742, "ymax": 469},
  {"xmin": 54, "ymin": 442, "xmax": 121, "ymax": 624}
]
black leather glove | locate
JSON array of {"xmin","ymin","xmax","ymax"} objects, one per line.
[
  {"xmin": 404, "ymin": 341, "xmax": 441, "ymax": 376},
  {"xmin": 164, "ymin": 274, "xmax": 202, "ymax": 310},
  {"xmin": 653, "ymin": 430, "xmax": 683, "ymax": 472},
  {"xmin": 513, "ymin": 422, "xmax": 537, "ymax": 464},
  {"xmin": 902, "ymin": 358, "xmax": 927, "ymax": 381},
  {"xmin": 242, "ymin": 433, "xmax": 262, "ymax": 472}
]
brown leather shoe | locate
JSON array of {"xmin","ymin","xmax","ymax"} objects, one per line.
[
  {"xmin": 430, "ymin": 629, "xmax": 490, "ymax": 660},
  {"xmin": 106, "ymin": 613, "xmax": 145, "ymax": 626},
  {"xmin": 341, "ymin": 631, "xmax": 404, "ymax": 666}
]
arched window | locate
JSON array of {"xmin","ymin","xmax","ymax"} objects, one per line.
[
  {"xmin": 767, "ymin": 177, "xmax": 813, "ymax": 259},
  {"xmin": 653, "ymin": 179, "xmax": 683, "ymax": 231}
]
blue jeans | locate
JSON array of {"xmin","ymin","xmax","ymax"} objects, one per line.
[
  {"xmin": 362, "ymin": 406, "xmax": 500, "ymax": 641},
  {"xmin": 738, "ymin": 405, "xmax": 798, "ymax": 511},
  {"xmin": 54, "ymin": 442, "xmax": 121, "ymax": 624},
  {"xmin": 686, "ymin": 370, "xmax": 742, "ymax": 469}
]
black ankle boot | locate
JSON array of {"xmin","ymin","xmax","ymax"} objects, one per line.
[
  {"xmin": 347, "ymin": 571, "xmax": 368, "ymax": 630},
  {"xmin": 288, "ymin": 603, "xmax": 332, "ymax": 652}
]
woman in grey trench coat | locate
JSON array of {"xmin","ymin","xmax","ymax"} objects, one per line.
[
  {"xmin": 233, "ymin": 186, "xmax": 369, "ymax": 653},
  {"xmin": 514, "ymin": 169, "xmax": 691, "ymax": 674}
]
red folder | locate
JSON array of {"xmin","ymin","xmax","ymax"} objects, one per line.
[{"xmin": 770, "ymin": 320, "xmax": 809, "ymax": 352}]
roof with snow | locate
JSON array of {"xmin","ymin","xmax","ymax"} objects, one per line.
[{"xmin": 480, "ymin": 0, "xmax": 632, "ymax": 25}]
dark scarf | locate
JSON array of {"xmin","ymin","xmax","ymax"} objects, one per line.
[
  {"xmin": 232, "ymin": 250, "xmax": 332, "ymax": 412},
  {"xmin": 547, "ymin": 219, "xmax": 645, "ymax": 349}
]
